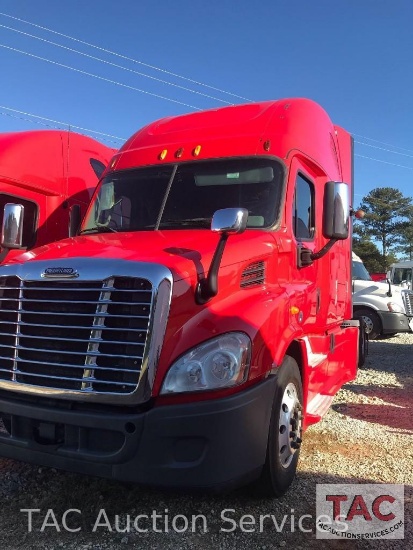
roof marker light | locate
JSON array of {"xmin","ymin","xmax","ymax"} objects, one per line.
[
  {"xmin": 193, "ymin": 145, "xmax": 202, "ymax": 157},
  {"xmin": 263, "ymin": 140, "xmax": 271, "ymax": 151},
  {"xmin": 159, "ymin": 149, "xmax": 168, "ymax": 160},
  {"xmin": 175, "ymin": 148, "xmax": 184, "ymax": 158}
]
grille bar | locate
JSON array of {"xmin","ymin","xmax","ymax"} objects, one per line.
[
  {"xmin": 0, "ymin": 297, "xmax": 151, "ymax": 306},
  {"xmin": 0, "ymin": 321, "xmax": 148, "ymax": 333},
  {"xmin": 0, "ymin": 310, "xmax": 150, "ymax": 320},
  {"xmin": 0, "ymin": 284, "xmax": 151, "ymax": 293},
  {"xmin": 0, "ymin": 359, "xmax": 140, "ymax": 373},
  {"xmin": 0, "ymin": 369, "xmax": 137, "ymax": 387},
  {"xmin": 402, "ymin": 290, "xmax": 413, "ymax": 316},
  {"xmin": 0, "ymin": 333, "xmax": 145, "ymax": 346},
  {"xmin": 0, "ymin": 345, "xmax": 144, "ymax": 359}
]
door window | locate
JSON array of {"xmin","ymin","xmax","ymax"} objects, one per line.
[{"xmin": 293, "ymin": 174, "xmax": 314, "ymax": 240}]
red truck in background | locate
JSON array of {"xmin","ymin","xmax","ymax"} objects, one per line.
[
  {"xmin": 370, "ymin": 272, "xmax": 386, "ymax": 282},
  {"xmin": 0, "ymin": 130, "xmax": 115, "ymax": 263},
  {"xmin": 0, "ymin": 99, "xmax": 365, "ymax": 497}
]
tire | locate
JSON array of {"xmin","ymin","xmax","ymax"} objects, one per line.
[
  {"xmin": 253, "ymin": 356, "xmax": 303, "ymax": 497},
  {"xmin": 353, "ymin": 308, "xmax": 381, "ymax": 340}
]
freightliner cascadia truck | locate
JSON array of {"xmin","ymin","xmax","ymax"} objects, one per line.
[
  {"xmin": 0, "ymin": 130, "xmax": 114, "ymax": 264},
  {"xmin": 0, "ymin": 99, "xmax": 365, "ymax": 496}
]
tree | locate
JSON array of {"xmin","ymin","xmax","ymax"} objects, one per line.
[
  {"xmin": 353, "ymin": 238, "xmax": 383, "ymax": 273},
  {"xmin": 354, "ymin": 187, "xmax": 413, "ymax": 270},
  {"xmin": 393, "ymin": 213, "xmax": 413, "ymax": 260}
]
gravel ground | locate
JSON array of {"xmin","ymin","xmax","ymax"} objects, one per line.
[{"xmin": 0, "ymin": 334, "xmax": 411, "ymax": 550}]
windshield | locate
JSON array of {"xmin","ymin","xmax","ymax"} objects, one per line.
[
  {"xmin": 80, "ymin": 158, "xmax": 284, "ymax": 234},
  {"xmin": 352, "ymin": 260, "xmax": 372, "ymax": 281},
  {"xmin": 393, "ymin": 267, "xmax": 412, "ymax": 286}
]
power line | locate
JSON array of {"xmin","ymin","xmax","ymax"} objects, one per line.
[
  {"xmin": 2, "ymin": 101, "xmax": 413, "ymax": 170},
  {"xmin": 354, "ymin": 140, "xmax": 413, "ymax": 160},
  {"xmin": 0, "ymin": 11, "xmax": 251, "ymax": 102},
  {"xmin": 0, "ymin": 105, "xmax": 126, "ymax": 144},
  {"xmin": 355, "ymin": 154, "xmax": 413, "ymax": 171},
  {"xmin": 0, "ymin": 23, "xmax": 234, "ymax": 106},
  {"xmin": 3, "ymin": 12, "xmax": 413, "ymax": 160},
  {"xmin": 352, "ymin": 133, "xmax": 413, "ymax": 155},
  {"xmin": 1, "ymin": 10, "xmax": 412, "ymax": 164},
  {"xmin": 0, "ymin": 44, "xmax": 203, "ymax": 111},
  {"xmin": 2, "ymin": 12, "xmax": 413, "ymax": 158}
]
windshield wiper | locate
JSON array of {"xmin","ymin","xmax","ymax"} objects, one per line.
[
  {"xmin": 159, "ymin": 218, "xmax": 212, "ymax": 228},
  {"xmin": 79, "ymin": 225, "xmax": 118, "ymax": 235}
]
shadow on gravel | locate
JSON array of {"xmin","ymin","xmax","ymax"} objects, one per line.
[
  {"xmin": 332, "ymin": 402, "xmax": 413, "ymax": 435},
  {"xmin": 0, "ymin": 465, "xmax": 410, "ymax": 550},
  {"xmin": 335, "ymin": 338, "xmax": 413, "ymax": 433},
  {"xmin": 331, "ymin": 389, "xmax": 413, "ymax": 434}
]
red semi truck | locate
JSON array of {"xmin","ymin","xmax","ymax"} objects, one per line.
[
  {"xmin": 0, "ymin": 130, "xmax": 115, "ymax": 264},
  {"xmin": 0, "ymin": 99, "xmax": 365, "ymax": 496}
]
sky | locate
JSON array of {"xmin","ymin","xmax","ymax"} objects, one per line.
[{"xmin": 0, "ymin": 1, "xmax": 412, "ymax": 206}]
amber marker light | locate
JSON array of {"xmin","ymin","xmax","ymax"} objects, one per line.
[
  {"xmin": 354, "ymin": 209, "xmax": 365, "ymax": 219},
  {"xmin": 193, "ymin": 145, "xmax": 202, "ymax": 156},
  {"xmin": 175, "ymin": 148, "xmax": 184, "ymax": 158},
  {"xmin": 159, "ymin": 149, "xmax": 168, "ymax": 160},
  {"xmin": 290, "ymin": 306, "xmax": 300, "ymax": 315}
]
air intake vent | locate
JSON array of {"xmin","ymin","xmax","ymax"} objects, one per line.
[{"xmin": 240, "ymin": 261, "xmax": 265, "ymax": 288}]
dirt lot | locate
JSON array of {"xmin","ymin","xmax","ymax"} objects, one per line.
[{"xmin": 0, "ymin": 335, "xmax": 411, "ymax": 549}]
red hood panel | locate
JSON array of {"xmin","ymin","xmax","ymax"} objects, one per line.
[{"xmin": 11, "ymin": 230, "xmax": 275, "ymax": 281}]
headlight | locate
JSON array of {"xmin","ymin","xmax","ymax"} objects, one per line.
[
  {"xmin": 387, "ymin": 302, "xmax": 405, "ymax": 313},
  {"xmin": 160, "ymin": 332, "xmax": 251, "ymax": 394}
]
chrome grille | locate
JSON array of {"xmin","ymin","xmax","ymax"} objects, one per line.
[
  {"xmin": 0, "ymin": 275, "xmax": 153, "ymax": 395},
  {"xmin": 402, "ymin": 290, "xmax": 413, "ymax": 316},
  {"xmin": 240, "ymin": 261, "xmax": 265, "ymax": 288}
]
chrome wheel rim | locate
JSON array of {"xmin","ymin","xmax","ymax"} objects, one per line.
[
  {"xmin": 361, "ymin": 315, "xmax": 374, "ymax": 334},
  {"xmin": 278, "ymin": 382, "xmax": 302, "ymax": 468}
]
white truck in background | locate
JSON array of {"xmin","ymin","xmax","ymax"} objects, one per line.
[
  {"xmin": 387, "ymin": 261, "xmax": 413, "ymax": 290},
  {"xmin": 352, "ymin": 253, "xmax": 413, "ymax": 339}
]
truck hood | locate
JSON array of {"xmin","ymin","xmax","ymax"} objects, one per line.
[
  {"xmin": 353, "ymin": 279, "xmax": 404, "ymax": 304},
  {"xmin": 8, "ymin": 230, "xmax": 276, "ymax": 282}
]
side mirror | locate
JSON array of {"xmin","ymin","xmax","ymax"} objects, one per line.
[
  {"xmin": 323, "ymin": 182, "xmax": 350, "ymax": 240},
  {"xmin": 99, "ymin": 181, "xmax": 115, "ymax": 210},
  {"xmin": 1, "ymin": 203, "xmax": 24, "ymax": 249},
  {"xmin": 304, "ymin": 182, "xmax": 350, "ymax": 266},
  {"xmin": 211, "ymin": 208, "xmax": 248, "ymax": 235},
  {"xmin": 69, "ymin": 204, "xmax": 81, "ymax": 237}
]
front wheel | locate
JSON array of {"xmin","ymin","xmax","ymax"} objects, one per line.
[
  {"xmin": 253, "ymin": 356, "xmax": 303, "ymax": 497},
  {"xmin": 353, "ymin": 308, "xmax": 381, "ymax": 340}
]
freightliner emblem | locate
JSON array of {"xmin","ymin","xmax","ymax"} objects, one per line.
[{"xmin": 41, "ymin": 267, "xmax": 79, "ymax": 278}]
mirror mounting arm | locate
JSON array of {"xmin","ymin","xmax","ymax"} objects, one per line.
[
  {"xmin": 311, "ymin": 238, "xmax": 338, "ymax": 261},
  {"xmin": 195, "ymin": 207, "xmax": 248, "ymax": 305},
  {"xmin": 196, "ymin": 234, "xmax": 229, "ymax": 305}
]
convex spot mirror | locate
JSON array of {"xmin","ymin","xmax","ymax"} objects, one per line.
[{"xmin": 1, "ymin": 203, "xmax": 24, "ymax": 249}]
